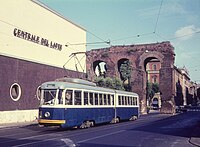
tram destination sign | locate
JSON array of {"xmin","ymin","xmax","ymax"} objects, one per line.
[{"xmin": 13, "ymin": 28, "xmax": 62, "ymax": 51}]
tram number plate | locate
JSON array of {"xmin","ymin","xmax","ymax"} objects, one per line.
[{"xmin": 47, "ymin": 84, "xmax": 55, "ymax": 87}]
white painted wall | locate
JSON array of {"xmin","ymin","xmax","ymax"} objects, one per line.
[
  {"xmin": 0, "ymin": 110, "xmax": 38, "ymax": 124},
  {"xmin": 0, "ymin": 0, "xmax": 86, "ymax": 72}
]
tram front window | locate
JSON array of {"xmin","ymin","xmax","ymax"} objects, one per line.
[{"xmin": 43, "ymin": 90, "xmax": 57, "ymax": 105}]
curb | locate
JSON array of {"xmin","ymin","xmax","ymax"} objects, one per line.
[
  {"xmin": 189, "ymin": 121, "xmax": 200, "ymax": 147},
  {"xmin": 189, "ymin": 137, "xmax": 200, "ymax": 147},
  {"xmin": 0, "ymin": 121, "xmax": 38, "ymax": 129}
]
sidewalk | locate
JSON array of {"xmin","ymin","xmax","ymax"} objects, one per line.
[
  {"xmin": 189, "ymin": 121, "xmax": 200, "ymax": 147},
  {"xmin": 0, "ymin": 121, "xmax": 38, "ymax": 129}
]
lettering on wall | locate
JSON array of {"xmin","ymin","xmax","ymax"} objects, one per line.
[{"xmin": 13, "ymin": 28, "xmax": 62, "ymax": 51}]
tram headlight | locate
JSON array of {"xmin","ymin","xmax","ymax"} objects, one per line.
[{"xmin": 44, "ymin": 112, "xmax": 50, "ymax": 118}]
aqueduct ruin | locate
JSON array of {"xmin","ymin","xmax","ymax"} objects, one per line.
[{"xmin": 86, "ymin": 41, "xmax": 176, "ymax": 114}]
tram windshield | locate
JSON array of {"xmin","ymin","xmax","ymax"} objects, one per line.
[
  {"xmin": 41, "ymin": 89, "xmax": 63, "ymax": 105},
  {"xmin": 42, "ymin": 89, "xmax": 57, "ymax": 105}
]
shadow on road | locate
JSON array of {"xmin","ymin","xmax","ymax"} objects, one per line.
[{"xmin": 133, "ymin": 112, "xmax": 200, "ymax": 138}]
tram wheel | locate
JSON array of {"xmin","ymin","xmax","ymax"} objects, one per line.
[
  {"xmin": 111, "ymin": 117, "xmax": 120, "ymax": 123},
  {"xmin": 116, "ymin": 117, "xmax": 120, "ymax": 123},
  {"xmin": 80, "ymin": 120, "xmax": 94, "ymax": 129},
  {"xmin": 129, "ymin": 115, "xmax": 138, "ymax": 121}
]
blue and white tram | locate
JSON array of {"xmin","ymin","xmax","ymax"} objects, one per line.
[{"xmin": 38, "ymin": 78, "xmax": 139, "ymax": 128}]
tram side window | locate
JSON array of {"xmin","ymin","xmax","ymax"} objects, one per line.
[
  {"xmin": 130, "ymin": 97, "xmax": 133, "ymax": 105},
  {"xmin": 74, "ymin": 90, "xmax": 82, "ymax": 105},
  {"xmin": 118, "ymin": 96, "xmax": 121, "ymax": 105},
  {"xmin": 124, "ymin": 96, "xmax": 127, "ymax": 105},
  {"xmin": 99, "ymin": 94, "xmax": 103, "ymax": 105},
  {"xmin": 133, "ymin": 97, "xmax": 135, "ymax": 105},
  {"xmin": 111, "ymin": 95, "xmax": 114, "ymax": 105},
  {"xmin": 127, "ymin": 96, "xmax": 130, "ymax": 105},
  {"xmin": 65, "ymin": 90, "xmax": 73, "ymax": 105},
  {"xmin": 104, "ymin": 94, "xmax": 107, "ymax": 105},
  {"xmin": 107, "ymin": 95, "xmax": 111, "ymax": 105},
  {"xmin": 84, "ymin": 92, "xmax": 89, "ymax": 105},
  {"xmin": 135, "ymin": 97, "xmax": 138, "ymax": 106},
  {"xmin": 121, "ymin": 96, "xmax": 124, "ymax": 105},
  {"xmin": 132, "ymin": 97, "xmax": 135, "ymax": 105},
  {"xmin": 128, "ymin": 97, "xmax": 131, "ymax": 105},
  {"xmin": 95, "ymin": 93, "xmax": 98, "ymax": 105},
  {"xmin": 126, "ymin": 96, "xmax": 129, "ymax": 105},
  {"xmin": 89, "ymin": 92, "xmax": 94, "ymax": 105},
  {"xmin": 133, "ymin": 97, "xmax": 137, "ymax": 106},
  {"xmin": 57, "ymin": 90, "xmax": 63, "ymax": 104}
]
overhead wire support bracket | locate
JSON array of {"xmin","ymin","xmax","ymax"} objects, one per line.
[
  {"xmin": 63, "ymin": 52, "xmax": 86, "ymax": 73},
  {"xmin": 65, "ymin": 40, "xmax": 110, "ymax": 47}
]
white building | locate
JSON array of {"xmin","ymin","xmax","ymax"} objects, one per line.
[{"xmin": 0, "ymin": 0, "xmax": 86, "ymax": 123}]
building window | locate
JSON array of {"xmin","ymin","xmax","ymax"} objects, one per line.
[
  {"xmin": 10, "ymin": 83, "xmax": 22, "ymax": 101},
  {"xmin": 153, "ymin": 64, "xmax": 157, "ymax": 71},
  {"xmin": 36, "ymin": 86, "xmax": 42, "ymax": 100}
]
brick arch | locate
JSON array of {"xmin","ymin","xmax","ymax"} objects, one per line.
[
  {"xmin": 137, "ymin": 52, "xmax": 164, "ymax": 114},
  {"xmin": 139, "ymin": 51, "xmax": 164, "ymax": 68},
  {"xmin": 86, "ymin": 42, "xmax": 176, "ymax": 114},
  {"xmin": 93, "ymin": 60, "xmax": 107, "ymax": 76},
  {"xmin": 117, "ymin": 58, "xmax": 129, "ymax": 79}
]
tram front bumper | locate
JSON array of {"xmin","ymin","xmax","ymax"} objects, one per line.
[{"xmin": 38, "ymin": 119, "xmax": 66, "ymax": 125}]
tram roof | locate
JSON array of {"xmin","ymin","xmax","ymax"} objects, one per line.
[{"xmin": 41, "ymin": 81, "xmax": 138, "ymax": 97}]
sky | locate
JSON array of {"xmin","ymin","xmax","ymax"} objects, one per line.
[{"xmin": 40, "ymin": 0, "xmax": 200, "ymax": 83}]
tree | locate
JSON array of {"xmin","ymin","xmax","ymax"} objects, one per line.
[
  {"xmin": 94, "ymin": 77, "xmax": 124, "ymax": 90},
  {"xmin": 146, "ymin": 82, "xmax": 160, "ymax": 105},
  {"xmin": 119, "ymin": 60, "xmax": 131, "ymax": 81},
  {"xmin": 119, "ymin": 60, "xmax": 132, "ymax": 91},
  {"xmin": 94, "ymin": 76, "xmax": 104, "ymax": 87},
  {"xmin": 112, "ymin": 77, "xmax": 125, "ymax": 90}
]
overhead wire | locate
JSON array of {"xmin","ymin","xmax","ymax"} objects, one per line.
[
  {"xmin": 106, "ymin": 0, "xmax": 164, "ymax": 45},
  {"xmin": 153, "ymin": 0, "xmax": 163, "ymax": 33},
  {"xmin": 111, "ymin": 32, "xmax": 154, "ymax": 42}
]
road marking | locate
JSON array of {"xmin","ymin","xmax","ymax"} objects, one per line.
[
  {"xmin": 61, "ymin": 138, "xmax": 76, "ymax": 147},
  {"xmin": 77, "ymin": 130, "xmax": 125, "ymax": 144},
  {"xmin": 12, "ymin": 137, "xmax": 58, "ymax": 147}
]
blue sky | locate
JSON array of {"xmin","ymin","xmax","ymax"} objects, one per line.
[{"xmin": 40, "ymin": 0, "xmax": 200, "ymax": 83}]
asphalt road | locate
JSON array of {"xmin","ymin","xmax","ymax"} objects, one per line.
[{"xmin": 0, "ymin": 111, "xmax": 199, "ymax": 147}]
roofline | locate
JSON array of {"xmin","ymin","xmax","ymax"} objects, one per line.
[
  {"xmin": 42, "ymin": 81, "xmax": 139, "ymax": 96},
  {"xmin": 31, "ymin": 0, "xmax": 86, "ymax": 31}
]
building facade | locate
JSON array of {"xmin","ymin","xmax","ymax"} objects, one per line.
[
  {"xmin": 0, "ymin": 0, "xmax": 86, "ymax": 123},
  {"xmin": 146, "ymin": 59, "xmax": 161, "ymax": 109},
  {"xmin": 174, "ymin": 66, "xmax": 197, "ymax": 106},
  {"xmin": 146, "ymin": 59, "xmax": 161, "ymax": 83}
]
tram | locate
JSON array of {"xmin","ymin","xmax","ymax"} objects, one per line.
[{"xmin": 38, "ymin": 78, "xmax": 139, "ymax": 128}]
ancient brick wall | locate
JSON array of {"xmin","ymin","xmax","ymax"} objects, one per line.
[{"xmin": 86, "ymin": 41, "xmax": 176, "ymax": 114}]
